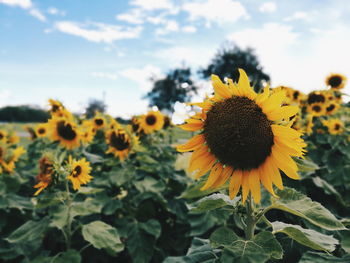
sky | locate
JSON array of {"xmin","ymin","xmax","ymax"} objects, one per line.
[{"xmin": 1, "ymin": 0, "xmax": 350, "ymax": 118}]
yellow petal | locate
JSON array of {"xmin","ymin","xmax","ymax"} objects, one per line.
[
  {"xmin": 195, "ymin": 156, "xmax": 216, "ymax": 179},
  {"xmin": 238, "ymin": 68, "xmax": 256, "ymax": 99},
  {"xmin": 201, "ymin": 162, "xmax": 223, "ymax": 190},
  {"xmin": 264, "ymin": 156, "xmax": 284, "ymax": 189},
  {"xmin": 179, "ymin": 122, "xmax": 204, "ymax": 131},
  {"xmin": 177, "ymin": 134, "xmax": 205, "ymax": 152},
  {"xmin": 229, "ymin": 169, "xmax": 242, "ymax": 199},
  {"xmin": 271, "ymin": 147, "xmax": 300, "ymax": 180},
  {"xmin": 261, "ymin": 91, "xmax": 286, "ymax": 113},
  {"xmin": 248, "ymin": 169, "xmax": 261, "ymax": 204},
  {"xmin": 211, "ymin": 75, "xmax": 233, "ymax": 99},
  {"xmin": 212, "ymin": 165, "xmax": 233, "ymax": 188},
  {"xmin": 241, "ymin": 171, "xmax": 250, "ymax": 204},
  {"xmin": 267, "ymin": 106, "xmax": 299, "ymax": 121},
  {"xmin": 260, "ymin": 163, "xmax": 277, "ymax": 197}
]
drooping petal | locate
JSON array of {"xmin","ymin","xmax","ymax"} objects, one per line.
[
  {"xmin": 211, "ymin": 75, "xmax": 233, "ymax": 99},
  {"xmin": 212, "ymin": 165, "xmax": 233, "ymax": 188},
  {"xmin": 241, "ymin": 171, "xmax": 250, "ymax": 203},
  {"xmin": 229, "ymin": 169, "xmax": 242, "ymax": 199},
  {"xmin": 177, "ymin": 134, "xmax": 205, "ymax": 153},
  {"xmin": 201, "ymin": 162, "xmax": 224, "ymax": 190},
  {"xmin": 194, "ymin": 156, "xmax": 216, "ymax": 179},
  {"xmin": 267, "ymin": 106, "xmax": 299, "ymax": 121},
  {"xmin": 248, "ymin": 169, "xmax": 261, "ymax": 204}
]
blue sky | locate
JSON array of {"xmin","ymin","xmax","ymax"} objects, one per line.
[{"xmin": 0, "ymin": 0, "xmax": 349, "ymax": 118}]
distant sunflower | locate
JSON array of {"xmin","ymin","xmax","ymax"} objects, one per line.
[
  {"xmin": 105, "ymin": 128, "xmax": 133, "ymax": 161},
  {"xmin": 67, "ymin": 156, "xmax": 92, "ymax": 190},
  {"xmin": 93, "ymin": 113, "xmax": 106, "ymax": 130},
  {"xmin": 25, "ymin": 126, "xmax": 37, "ymax": 140},
  {"xmin": 306, "ymin": 115, "xmax": 314, "ymax": 135},
  {"xmin": 36, "ymin": 123, "xmax": 48, "ymax": 138},
  {"xmin": 7, "ymin": 132, "xmax": 20, "ymax": 145},
  {"xmin": 325, "ymin": 102, "xmax": 340, "ymax": 115},
  {"xmin": 0, "ymin": 130, "xmax": 8, "ymax": 143},
  {"xmin": 131, "ymin": 116, "xmax": 144, "ymax": 135},
  {"xmin": 307, "ymin": 103, "xmax": 326, "ymax": 117},
  {"xmin": 326, "ymin": 73, "xmax": 347, "ymax": 89},
  {"xmin": 139, "ymin": 111, "xmax": 164, "ymax": 134},
  {"xmin": 307, "ymin": 91, "xmax": 326, "ymax": 105},
  {"xmin": 322, "ymin": 119, "xmax": 344, "ymax": 135},
  {"xmin": 177, "ymin": 69, "xmax": 306, "ymax": 204},
  {"xmin": 33, "ymin": 156, "xmax": 54, "ymax": 195},
  {"xmin": 80, "ymin": 120, "xmax": 95, "ymax": 144},
  {"xmin": 49, "ymin": 99, "xmax": 65, "ymax": 115},
  {"xmin": 0, "ymin": 146, "xmax": 25, "ymax": 173},
  {"xmin": 47, "ymin": 117, "xmax": 81, "ymax": 149}
]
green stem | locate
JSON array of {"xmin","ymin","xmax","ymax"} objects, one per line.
[
  {"xmin": 244, "ymin": 194, "xmax": 256, "ymax": 240},
  {"xmin": 64, "ymin": 180, "xmax": 73, "ymax": 250}
]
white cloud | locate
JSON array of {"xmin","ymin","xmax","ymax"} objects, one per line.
[
  {"xmin": 116, "ymin": 9, "xmax": 144, "ymax": 24},
  {"xmin": 155, "ymin": 20, "xmax": 179, "ymax": 35},
  {"xmin": 91, "ymin": 72, "xmax": 118, "ymax": 80},
  {"xmin": 284, "ymin": 11, "xmax": 310, "ymax": 22},
  {"xmin": 130, "ymin": 0, "xmax": 174, "ymax": 11},
  {"xmin": 0, "ymin": 0, "xmax": 31, "ymax": 9},
  {"xmin": 47, "ymin": 7, "xmax": 66, "ymax": 16},
  {"xmin": 54, "ymin": 21, "xmax": 142, "ymax": 43},
  {"xmin": 119, "ymin": 65, "xmax": 163, "ymax": 92},
  {"xmin": 29, "ymin": 8, "xmax": 46, "ymax": 22},
  {"xmin": 182, "ymin": 25, "xmax": 197, "ymax": 33},
  {"xmin": 259, "ymin": 2, "xmax": 276, "ymax": 13},
  {"xmin": 182, "ymin": 0, "xmax": 248, "ymax": 26}
]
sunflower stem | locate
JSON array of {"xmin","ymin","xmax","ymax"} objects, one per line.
[
  {"xmin": 244, "ymin": 194, "xmax": 256, "ymax": 240},
  {"xmin": 64, "ymin": 179, "xmax": 73, "ymax": 250}
]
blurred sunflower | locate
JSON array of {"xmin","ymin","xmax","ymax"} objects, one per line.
[
  {"xmin": 322, "ymin": 119, "xmax": 344, "ymax": 135},
  {"xmin": 93, "ymin": 113, "xmax": 106, "ymax": 130},
  {"xmin": 325, "ymin": 73, "xmax": 347, "ymax": 90},
  {"xmin": 306, "ymin": 115, "xmax": 314, "ymax": 135},
  {"xmin": 36, "ymin": 123, "xmax": 48, "ymax": 138},
  {"xmin": 131, "ymin": 116, "xmax": 144, "ymax": 135},
  {"xmin": 33, "ymin": 155, "xmax": 54, "ymax": 195},
  {"xmin": 307, "ymin": 103, "xmax": 326, "ymax": 117},
  {"xmin": 80, "ymin": 120, "xmax": 95, "ymax": 144},
  {"xmin": 139, "ymin": 111, "xmax": 164, "ymax": 134},
  {"xmin": 177, "ymin": 69, "xmax": 306, "ymax": 204},
  {"xmin": 47, "ymin": 117, "xmax": 81, "ymax": 149},
  {"xmin": 106, "ymin": 128, "xmax": 135, "ymax": 161},
  {"xmin": 325, "ymin": 102, "xmax": 340, "ymax": 115},
  {"xmin": 25, "ymin": 126, "xmax": 37, "ymax": 140},
  {"xmin": 0, "ymin": 130, "xmax": 8, "ymax": 143},
  {"xmin": 0, "ymin": 146, "xmax": 25, "ymax": 173},
  {"xmin": 49, "ymin": 99, "xmax": 65, "ymax": 115},
  {"xmin": 307, "ymin": 91, "xmax": 326, "ymax": 105},
  {"xmin": 7, "ymin": 132, "xmax": 20, "ymax": 145},
  {"xmin": 67, "ymin": 156, "xmax": 92, "ymax": 190}
]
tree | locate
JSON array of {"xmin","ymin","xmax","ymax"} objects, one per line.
[
  {"xmin": 145, "ymin": 68, "xmax": 198, "ymax": 113},
  {"xmin": 85, "ymin": 99, "xmax": 106, "ymax": 118},
  {"xmin": 0, "ymin": 105, "xmax": 49, "ymax": 122},
  {"xmin": 200, "ymin": 43, "xmax": 270, "ymax": 91}
]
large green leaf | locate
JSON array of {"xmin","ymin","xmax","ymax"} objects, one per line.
[
  {"xmin": 82, "ymin": 221, "xmax": 124, "ymax": 255},
  {"xmin": 253, "ymin": 231, "xmax": 283, "ymax": 260},
  {"xmin": 53, "ymin": 250, "xmax": 81, "ymax": 263},
  {"xmin": 295, "ymin": 158, "xmax": 319, "ymax": 174},
  {"xmin": 270, "ymin": 188, "xmax": 346, "ymax": 230},
  {"xmin": 72, "ymin": 198, "xmax": 103, "ymax": 217},
  {"xmin": 340, "ymin": 230, "xmax": 350, "ymax": 253},
  {"xmin": 139, "ymin": 219, "xmax": 161, "ymax": 238},
  {"xmin": 271, "ymin": 221, "xmax": 338, "ymax": 252},
  {"xmin": 188, "ymin": 193, "xmax": 239, "ymax": 212},
  {"xmin": 221, "ymin": 240, "xmax": 270, "ymax": 263},
  {"xmin": 312, "ymin": 177, "xmax": 348, "ymax": 206},
  {"xmin": 299, "ymin": 251, "xmax": 350, "ymax": 263},
  {"xmin": 5, "ymin": 217, "xmax": 50, "ymax": 244},
  {"xmin": 210, "ymin": 226, "xmax": 240, "ymax": 247},
  {"xmin": 134, "ymin": 176, "xmax": 165, "ymax": 193}
]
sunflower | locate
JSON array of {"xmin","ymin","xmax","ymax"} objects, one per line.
[
  {"xmin": 47, "ymin": 117, "xmax": 81, "ymax": 149},
  {"xmin": 25, "ymin": 126, "xmax": 37, "ymax": 140},
  {"xmin": 306, "ymin": 115, "xmax": 314, "ymax": 135},
  {"xmin": 325, "ymin": 73, "xmax": 347, "ymax": 90},
  {"xmin": 0, "ymin": 146, "xmax": 25, "ymax": 173},
  {"xmin": 0, "ymin": 130, "xmax": 8, "ymax": 143},
  {"xmin": 49, "ymin": 99, "xmax": 65, "ymax": 115},
  {"xmin": 7, "ymin": 132, "xmax": 20, "ymax": 145},
  {"xmin": 322, "ymin": 119, "xmax": 344, "ymax": 135},
  {"xmin": 325, "ymin": 102, "xmax": 340, "ymax": 115},
  {"xmin": 177, "ymin": 69, "xmax": 306, "ymax": 204},
  {"xmin": 105, "ymin": 128, "xmax": 134, "ymax": 161},
  {"xmin": 35, "ymin": 123, "xmax": 48, "ymax": 138},
  {"xmin": 307, "ymin": 102, "xmax": 326, "ymax": 117},
  {"xmin": 307, "ymin": 91, "xmax": 327, "ymax": 105},
  {"xmin": 67, "ymin": 156, "xmax": 92, "ymax": 190},
  {"xmin": 92, "ymin": 113, "xmax": 106, "ymax": 130},
  {"xmin": 139, "ymin": 111, "xmax": 164, "ymax": 134},
  {"xmin": 130, "ymin": 116, "xmax": 144, "ymax": 135},
  {"xmin": 33, "ymin": 156, "xmax": 54, "ymax": 195},
  {"xmin": 80, "ymin": 120, "xmax": 95, "ymax": 144}
]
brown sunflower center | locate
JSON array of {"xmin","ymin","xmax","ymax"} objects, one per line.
[
  {"xmin": 328, "ymin": 76, "xmax": 342, "ymax": 87},
  {"xmin": 334, "ymin": 124, "xmax": 340, "ymax": 130},
  {"xmin": 52, "ymin": 105, "xmax": 60, "ymax": 112},
  {"xmin": 0, "ymin": 133, "xmax": 3, "ymax": 140},
  {"xmin": 73, "ymin": 165, "xmax": 82, "ymax": 177},
  {"xmin": 204, "ymin": 96, "xmax": 274, "ymax": 170},
  {"xmin": 57, "ymin": 121, "xmax": 77, "ymax": 141},
  {"xmin": 95, "ymin": 118, "xmax": 104, "ymax": 126},
  {"xmin": 110, "ymin": 131, "xmax": 130, "ymax": 151},
  {"xmin": 308, "ymin": 93, "xmax": 325, "ymax": 104},
  {"xmin": 312, "ymin": 105, "xmax": 321, "ymax": 113},
  {"xmin": 326, "ymin": 104, "xmax": 335, "ymax": 112},
  {"xmin": 39, "ymin": 157, "xmax": 53, "ymax": 175},
  {"xmin": 146, "ymin": 115, "xmax": 156, "ymax": 125},
  {"xmin": 38, "ymin": 128, "xmax": 45, "ymax": 134},
  {"xmin": 293, "ymin": 91, "xmax": 300, "ymax": 100}
]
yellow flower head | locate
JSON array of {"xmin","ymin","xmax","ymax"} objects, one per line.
[
  {"xmin": 0, "ymin": 146, "xmax": 25, "ymax": 173},
  {"xmin": 325, "ymin": 73, "xmax": 347, "ymax": 90},
  {"xmin": 139, "ymin": 111, "xmax": 164, "ymax": 134},
  {"xmin": 177, "ymin": 69, "xmax": 306, "ymax": 204},
  {"xmin": 322, "ymin": 119, "xmax": 344, "ymax": 135},
  {"xmin": 67, "ymin": 156, "xmax": 92, "ymax": 190},
  {"xmin": 92, "ymin": 112, "xmax": 106, "ymax": 130},
  {"xmin": 47, "ymin": 116, "xmax": 81, "ymax": 149},
  {"xmin": 0, "ymin": 130, "xmax": 8, "ymax": 143},
  {"xmin": 307, "ymin": 103, "xmax": 326, "ymax": 117},
  {"xmin": 25, "ymin": 126, "xmax": 37, "ymax": 140},
  {"xmin": 80, "ymin": 120, "xmax": 95, "ymax": 144},
  {"xmin": 105, "ymin": 128, "xmax": 137, "ymax": 161},
  {"xmin": 33, "ymin": 155, "xmax": 54, "ymax": 195},
  {"xmin": 325, "ymin": 102, "xmax": 340, "ymax": 115},
  {"xmin": 307, "ymin": 91, "xmax": 327, "ymax": 105},
  {"xmin": 130, "ymin": 116, "xmax": 144, "ymax": 135},
  {"xmin": 35, "ymin": 123, "xmax": 48, "ymax": 138},
  {"xmin": 7, "ymin": 132, "xmax": 20, "ymax": 145}
]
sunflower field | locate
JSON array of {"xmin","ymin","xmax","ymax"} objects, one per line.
[{"xmin": 0, "ymin": 70, "xmax": 350, "ymax": 263}]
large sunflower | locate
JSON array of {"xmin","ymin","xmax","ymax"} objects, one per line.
[
  {"xmin": 177, "ymin": 69, "xmax": 306, "ymax": 204},
  {"xmin": 139, "ymin": 111, "xmax": 164, "ymax": 134},
  {"xmin": 47, "ymin": 117, "xmax": 81, "ymax": 149},
  {"xmin": 105, "ymin": 128, "xmax": 134, "ymax": 161},
  {"xmin": 67, "ymin": 157, "xmax": 92, "ymax": 190},
  {"xmin": 325, "ymin": 73, "xmax": 347, "ymax": 90}
]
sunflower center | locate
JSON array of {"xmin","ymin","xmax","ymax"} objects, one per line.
[
  {"xmin": 334, "ymin": 124, "xmax": 340, "ymax": 130},
  {"xmin": 110, "ymin": 132, "xmax": 130, "ymax": 151},
  {"xmin": 38, "ymin": 128, "xmax": 45, "ymax": 134},
  {"xmin": 329, "ymin": 76, "xmax": 342, "ymax": 87},
  {"xmin": 312, "ymin": 105, "xmax": 321, "ymax": 113},
  {"xmin": 57, "ymin": 121, "xmax": 77, "ymax": 141},
  {"xmin": 326, "ymin": 104, "xmax": 335, "ymax": 112},
  {"xmin": 308, "ymin": 93, "xmax": 325, "ymax": 104},
  {"xmin": 73, "ymin": 165, "xmax": 82, "ymax": 177},
  {"xmin": 52, "ymin": 105, "xmax": 60, "ymax": 112},
  {"xmin": 95, "ymin": 118, "xmax": 104, "ymax": 126},
  {"xmin": 0, "ymin": 133, "xmax": 3, "ymax": 140},
  {"xmin": 204, "ymin": 96, "xmax": 274, "ymax": 170},
  {"xmin": 146, "ymin": 115, "xmax": 156, "ymax": 125},
  {"xmin": 293, "ymin": 91, "xmax": 299, "ymax": 100}
]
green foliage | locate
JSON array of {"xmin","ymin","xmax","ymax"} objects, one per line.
[
  {"xmin": 85, "ymin": 99, "xmax": 107, "ymax": 118},
  {"xmin": 0, "ymin": 105, "xmax": 49, "ymax": 122}
]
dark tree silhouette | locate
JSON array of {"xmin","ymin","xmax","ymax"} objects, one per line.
[
  {"xmin": 145, "ymin": 68, "xmax": 198, "ymax": 113},
  {"xmin": 200, "ymin": 43, "xmax": 270, "ymax": 91},
  {"xmin": 85, "ymin": 99, "xmax": 106, "ymax": 118},
  {"xmin": 0, "ymin": 105, "xmax": 49, "ymax": 122}
]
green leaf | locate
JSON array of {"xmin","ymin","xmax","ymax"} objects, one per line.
[
  {"xmin": 270, "ymin": 188, "xmax": 346, "ymax": 230},
  {"xmin": 210, "ymin": 226, "xmax": 239, "ymax": 247},
  {"xmin": 253, "ymin": 231, "xmax": 283, "ymax": 260},
  {"xmin": 164, "ymin": 238, "xmax": 219, "ymax": 263},
  {"xmin": 72, "ymin": 198, "xmax": 103, "ymax": 217},
  {"xmin": 299, "ymin": 251, "xmax": 350, "ymax": 263},
  {"xmin": 52, "ymin": 250, "xmax": 81, "ymax": 263},
  {"xmin": 221, "ymin": 240, "xmax": 270, "ymax": 263},
  {"xmin": 6, "ymin": 217, "xmax": 50, "ymax": 244},
  {"xmin": 6, "ymin": 194, "xmax": 33, "ymax": 211},
  {"xmin": 139, "ymin": 219, "xmax": 161, "ymax": 238},
  {"xmin": 271, "ymin": 221, "xmax": 338, "ymax": 252},
  {"xmin": 82, "ymin": 221, "xmax": 124, "ymax": 255},
  {"xmin": 50, "ymin": 205, "xmax": 70, "ymax": 230},
  {"xmin": 295, "ymin": 158, "xmax": 319, "ymax": 174},
  {"xmin": 340, "ymin": 230, "xmax": 350, "ymax": 253},
  {"xmin": 312, "ymin": 177, "xmax": 348, "ymax": 207},
  {"xmin": 83, "ymin": 150, "xmax": 104, "ymax": 164},
  {"xmin": 134, "ymin": 176, "xmax": 166, "ymax": 193},
  {"xmin": 189, "ymin": 193, "xmax": 239, "ymax": 212}
]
